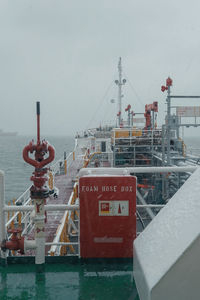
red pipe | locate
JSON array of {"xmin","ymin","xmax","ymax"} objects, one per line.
[
  {"xmin": 1, "ymin": 229, "xmax": 25, "ymax": 254},
  {"xmin": 4, "ymin": 238, "xmax": 25, "ymax": 254},
  {"xmin": 23, "ymin": 143, "xmax": 55, "ymax": 169},
  {"xmin": 36, "ymin": 101, "xmax": 40, "ymax": 145},
  {"xmin": 37, "ymin": 114, "xmax": 40, "ymax": 145},
  {"xmin": 39, "ymin": 145, "xmax": 55, "ymax": 168}
]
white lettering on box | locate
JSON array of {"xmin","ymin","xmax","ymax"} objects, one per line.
[
  {"xmin": 101, "ymin": 185, "xmax": 117, "ymax": 192},
  {"xmin": 81, "ymin": 186, "xmax": 98, "ymax": 192},
  {"xmin": 121, "ymin": 186, "xmax": 133, "ymax": 192}
]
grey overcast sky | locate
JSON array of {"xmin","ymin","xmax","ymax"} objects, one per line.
[{"xmin": 1, "ymin": 0, "xmax": 200, "ymax": 136}]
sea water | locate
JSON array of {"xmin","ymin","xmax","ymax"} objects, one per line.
[
  {"xmin": 184, "ymin": 136, "xmax": 200, "ymax": 156},
  {"xmin": 0, "ymin": 135, "xmax": 74, "ymax": 202}
]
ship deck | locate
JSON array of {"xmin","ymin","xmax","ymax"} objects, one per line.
[
  {"xmin": 0, "ymin": 138, "xmax": 141, "ymax": 299},
  {"xmin": 0, "ymin": 259, "xmax": 139, "ymax": 300}
]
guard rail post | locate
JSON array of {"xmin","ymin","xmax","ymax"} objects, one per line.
[{"xmin": 0, "ymin": 171, "xmax": 6, "ymax": 264}]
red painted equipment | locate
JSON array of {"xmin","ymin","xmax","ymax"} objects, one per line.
[
  {"xmin": 137, "ymin": 184, "xmax": 155, "ymax": 189},
  {"xmin": 144, "ymin": 101, "xmax": 158, "ymax": 130},
  {"xmin": 1, "ymin": 102, "xmax": 55, "ymax": 254},
  {"xmin": 1, "ymin": 228, "xmax": 24, "ymax": 254},
  {"xmin": 161, "ymin": 85, "xmax": 168, "ymax": 92},
  {"xmin": 23, "ymin": 102, "xmax": 55, "ymax": 197},
  {"xmin": 166, "ymin": 77, "xmax": 173, "ymax": 87},
  {"xmin": 131, "ymin": 110, "xmax": 135, "ymax": 116},
  {"xmin": 161, "ymin": 77, "xmax": 173, "ymax": 92},
  {"xmin": 125, "ymin": 104, "xmax": 131, "ymax": 112},
  {"xmin": 79, "ymin": 176, "xmax": 137, "ymax": 258}
]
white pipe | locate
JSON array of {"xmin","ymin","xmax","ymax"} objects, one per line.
[
  {"xmin": 24, "ymin": 239, "xmax": 37, "ymax": 251},
  {"xmin": 78, "ymin": 166, "xmax": 198, "ymax": 177},
  {"xmin": 4, "ymin": 204, "xmax": 79, "ymax": 212},
  {"xmin": 44, "ymin": 204, "xmax": 79, "ymax": 211},
  {"xmin": 0, "ymin": 170, "xmax": 6, "ymax": 259},
  {"xmin": 4, "ymin": 205, "xmax": 33, "ymax": 212},
  {"xmin": 35, "ymin": 237, "xmax": 45, "ymax": 265},
  {"xmin": 137, "ymin": 204, "xmax": 165, "ymax": 208},
  {"xmin": 45, "ymin": 242, "xmax": 78, "ymax": 246},
  {"xmin": 137, "ymin": 190, "xmax": 155, "ymax": 220}
]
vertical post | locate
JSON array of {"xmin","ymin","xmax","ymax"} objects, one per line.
[
  {"xmin": 7, "ymin": 201, "xmax": 10, "ymax": 223},
  {"xmin": 161, "ymin": 125, "xmax": 166, "ymax": 166},
  {"xmin": 166, "ymin": 85, "xmax": 171, "ymax": 165},
  {"xmin": 151, "ymin": 128, "xmax": 153, "ymax": 166},
  {"xmin": 34, "ymin": 198, "xmax": 45, "ymax": 265},
  {"xmin": 162, "ymin": 125, "xmax": 166, "ymax": 201},
  {"xmin": 73, "ymin": 151, "xmax": 75, "ymax": 161},
  {"xmin": 115, "ymin": 58, "xmax": 126, "ymax": 127},
  {"xmin": 0, "ymin": 171, "xmax": 6, "ymax": 261},
  {"xmin": 118, "ymin": 57, "xmax": 122, "ymax": 126},
  {"xmin": 131, "ymin": 113, "xmax": 133, "ymax": 127},
  {"xmin": 64, "ymin": 160, "xmax": 67, "ymax": 175},
  {"xmin": 48, "ymin": 172, "xmax": 53, "ymax": 190},
  {"xmin": 11, "ymin": 199, "xmax": 15, "ymax": 229},
  {"xmin": 64, "ymin": 152, "xmax": 67, "ymax": 174},
  {"xmin": 128, "ymin": 109, "xmax": 130, "ymax": 127},
  {"xmin": 18, "ymin": 212, "xmax": 22, "ymax": 227},
  {"xmin": 36, "ymin": 102, "xmax": 40, "ymax": 145},
  {"xmin": 152, "ymin": 110, "xmax": 155, "ymax": 129}
]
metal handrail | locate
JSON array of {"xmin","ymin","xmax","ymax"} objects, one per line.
[{"xmin": 49, "ymin": 182, "xmax": 78, "ymax": 256}]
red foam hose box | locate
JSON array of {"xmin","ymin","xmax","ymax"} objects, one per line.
[{"xmin": 79, "ymin": 175, "xmax": 137, "ymax": 258}]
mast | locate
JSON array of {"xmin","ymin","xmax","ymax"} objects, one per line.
[{"xmin": 115, "ymin": 57, "xmax": 126, "ymax": 127}]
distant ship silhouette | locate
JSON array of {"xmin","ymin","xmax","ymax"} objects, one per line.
[{"xmin": 0, "ymin": 129, "xmax": 17, "ymax": 136}]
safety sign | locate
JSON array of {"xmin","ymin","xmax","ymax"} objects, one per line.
[{"xmin": 99, "ymin": 200, "xmax": 129, "ymax": 216}]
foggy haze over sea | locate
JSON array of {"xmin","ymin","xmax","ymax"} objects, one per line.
[{"xmin": 1, "ymin": 1, "xmax": 200, "ymax": 136}]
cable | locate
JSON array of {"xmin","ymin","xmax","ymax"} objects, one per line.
[
  {"xmin": 85, "ymin": 80, "xmax": 114, "ymax": 130},
  {"xmin": 123, "ymin": 71, "xmax": 144, "ymax": 109}
]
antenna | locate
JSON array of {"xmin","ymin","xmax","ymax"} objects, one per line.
[{"xmin": 115, "ymin": 57, "xmax": 126, "ymax": 127}]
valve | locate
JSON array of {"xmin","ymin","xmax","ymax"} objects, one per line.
[
  {"xmin": 166, "ymin": 77, "xmax": 173, "ymax": 87},
  {"xmin": 1, "ymin": 228, "xmax": 25, "ymax": 254},
  {"xmin": 161, "ymin": 77, "xmax": 172, "ymax": 92},
  {"xmin": 131, "ymin": 110, "xmax": 135, "ymax": 116},
  {"xmin": 125, "ymin": 104, "xmax": 131, "ymax": 112},
  {"xmin": 161, "ymin": 85, "xmax": 168, "ymax": 92}
]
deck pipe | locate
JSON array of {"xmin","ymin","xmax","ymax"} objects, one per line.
[
  {"xmin": 78, "ymin": 166, "xmax": 198, "ymax": 177},
  {"xmin": 3, "ymin": 204, "xmax": 79, "ymax": 212}
]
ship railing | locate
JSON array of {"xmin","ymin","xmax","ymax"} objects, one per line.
[
  {"xmin": 6, "ymin": 187, "xmax": 33, "ymax": 238},
  {"xmin": 114, "ymin": 156, "xmax": 153, "ymax": 167},
  {"xmin": 5, "ymin": 145, "xmax": 78, "ymax": 238},
  {"xmin": 111, "ymin": 128, "xmax": 163, "ymax": 138},
  {"xmin": 51, "ymin": 151, "xmax": 73, "ymax": 175},
  {"xmin": 87, "ymin": 151, "xmax": 114, "ymax": 168},
  {"xmin": 49, "ymin": 181, "xmax": 79, "ymax": 256},
  {"xmin": 111, "ymin": 128, "xmax": 179, "ymax": 148}
]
